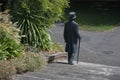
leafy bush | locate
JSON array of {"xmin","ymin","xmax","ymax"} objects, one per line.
[
  {"xmin": 10, "ymin": 52, "xmax": 46, "ymax": 73},
  {"xmin": 50, "ymin": 43, "xmax": 64, "ymax": 52},
  {"xmin": 8, "ymin": 0, "xmax": 69, "ymax": 51},
  {"xmin": 0, "ymin": 11, "xmax": 46, "ymax": 79},
  {"xmin": 0, "ymin": 52, "xmax": 46, "ymax": 80},
  {"xmin": 9, "ymin": 57, "xmax": 27, "ymax": 74},
  {"xmin": 0, "ymin": 30, "xmax": 22, "ymax": 60},
  {"xmin": 23, "ymin": 52, "xmax": 46, "ymax": 72},
  {"xmin": 0, "ymin": 60, "xmax": 16, "ymax": 80},
  {"xmin": 0, "ymin": 11, "xmax": 22, "ymax": 60}
]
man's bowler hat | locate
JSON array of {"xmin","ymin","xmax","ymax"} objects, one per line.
[{"xmin": 69, "ymin": 12, "xmax": 76, "ymax": 19}]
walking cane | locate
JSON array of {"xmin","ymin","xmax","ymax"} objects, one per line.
[{"xmin": 77, "ymin": 39, "xmax": 80, "ymax": 64}]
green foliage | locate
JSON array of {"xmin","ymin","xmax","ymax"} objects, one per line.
[
  {"xmin": 8, "ymin": 0, "xmax": 69, "ymax": 51},
  {"xmin": 23, "ymin": 52, "xmax": 46, "ymax": 72},
  {"xmin": 10, "ymin": 52, "xmax": 46, "ymax": 73},
  {"xmin": 65, "ymin": 2, "xmax": 120, "ymax": 32},
  {"xmin": 0, "ymin": 11, "xmax": 22, "ymax": 60},
  {"xmin": 0, "ymin": 52, "xmax": 46, "ymax": 79},
  {"xmin": 0, "ymin": 30, "xmax": 22, "ymax": 60},
  {"xmin": 51, "ymin": 43, "xmax": 64, "ymax": 52}
]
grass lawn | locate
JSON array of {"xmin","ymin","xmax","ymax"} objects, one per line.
[{"xmin": 65, "ymin": 1, "xmax": 120, "ymax": 32}]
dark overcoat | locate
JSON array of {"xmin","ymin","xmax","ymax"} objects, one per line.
[{"xmin": 64, "ymin": 20, "xmax": 81, "ymax": 54}]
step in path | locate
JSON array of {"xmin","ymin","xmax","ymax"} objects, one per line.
[{"xmin": 14, "ymin": 60, "xmax": 120, "ymax": 80}]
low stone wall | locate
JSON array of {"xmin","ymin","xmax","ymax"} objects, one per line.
[{"xmin": 45, "ymin": 52, "xmax": 67, "ymax": 63}]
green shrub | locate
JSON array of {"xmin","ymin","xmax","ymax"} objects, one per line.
[
  {"xmin": 0, "ymin": 30, "xmax": 22, "ymax": 60},
  {"xmin": 9, "ymin": 58, "xmax": 26, "ymax": 74},
  {"xmin": 0, "ymin": 52, "xmax": 46, "ymax": 79},
  {"xmin": 0, "ymin": 11, "xmax": 46, "ymax": 79},
  {"xmin": 24, "ymin": 52, "xmax": 46, "ymax": 72},
  {"xmin": 8, "ymin": 0, "xmax": 69, "ymax": 51},
  {"xmin": 0, "ymin": 60, "xmax": 16, "ymax": 80},
  {"xmin": 0, "ymin": 11, "xmax": 20, "ymax": 44},
  {"xmin": 10, "ymin": 52, "xmax": 46, "ymax": 73},
  {"xmin": 0, "ymin": 11, "xmax": 23, "ymax": 60},
  {"xmin": 50, "ymin": 43, "xmax": 64, "ymax": 52}
]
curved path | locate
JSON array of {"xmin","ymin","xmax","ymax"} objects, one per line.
[{"xmin": 50, "ymin": 23, "xmax": 120, "ymax": 67}]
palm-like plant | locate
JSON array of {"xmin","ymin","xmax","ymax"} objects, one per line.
[{"xmin": 9, "ymin": 0, "xmax": 69, "ymax": 51}]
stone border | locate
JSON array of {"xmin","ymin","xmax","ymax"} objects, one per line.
[{"xmin": 45, "ymin": 52, "xmax": 67, "ymax": 63}]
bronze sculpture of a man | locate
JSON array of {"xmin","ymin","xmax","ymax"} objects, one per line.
[{"xmin": 64, "ymin": 12, "xmax": 81, "ymax": 65}]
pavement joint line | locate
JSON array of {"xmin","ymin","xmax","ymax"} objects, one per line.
[
  {"xmin": 77, "ymin": 61, "xmax": 120, "ymax": 68},
  {"xmin": 17, "ymin": 75, "xmax": 51, "ymax": 80},
  {"xmin": 57, "ymin": 60, "xmax": 120, "ymax": 69}
]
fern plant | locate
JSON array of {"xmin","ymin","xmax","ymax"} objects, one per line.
[{"xmin": 8, "ymin": 0, "xmax": 69, "ymax": 51}]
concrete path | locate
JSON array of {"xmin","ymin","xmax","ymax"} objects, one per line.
[
  {"xmin": 50, "ymin": 23, "xmax": 120, "ymax": 67},
  {"xmin": 15, "ymin": 60, "xmax": 120, "ymax": 80},
  {"xmin": 14, "ymin": 23, "xmax": 120, "ymax": 80}
]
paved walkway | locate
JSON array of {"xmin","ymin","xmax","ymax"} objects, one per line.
[
  {"xmin": 14, "ymin": 23, "xmax": 120, "ymax": 80},
  {"xmin": 15, "ymin": 60, "xmax": 120, "ymax": 80},
  {"xmin": 50, "ymin": 23, "xmax": 120, "ymax": 67}
]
